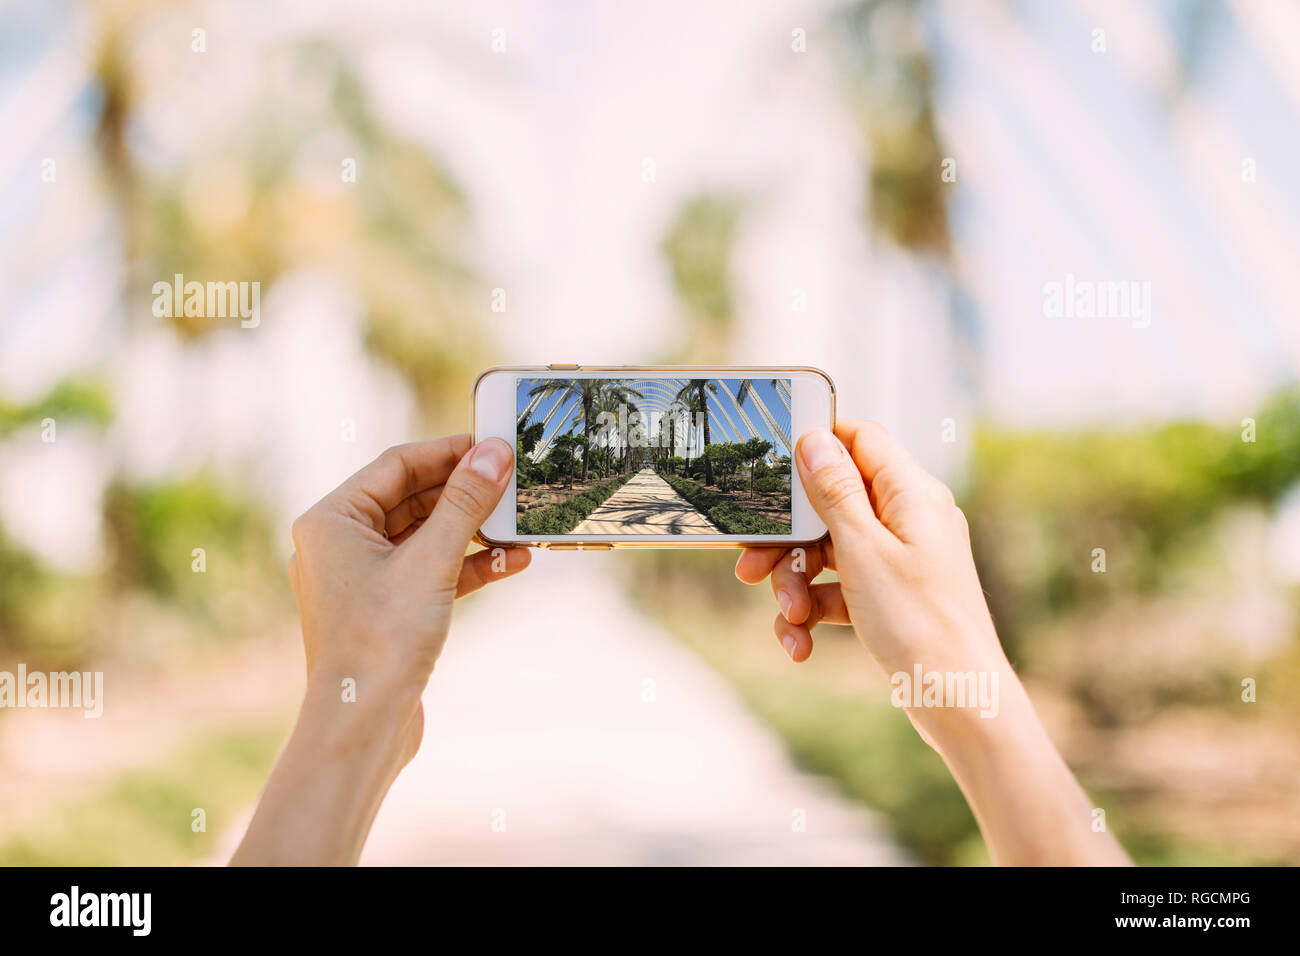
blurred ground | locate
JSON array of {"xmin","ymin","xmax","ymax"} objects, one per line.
[
  {"xmin": 355, "ymin": 553, "xmax": 905, "ymax": 866},
  {"xmin": 0, "ymin": 635, "xmax": 298, "ymax": 865}
]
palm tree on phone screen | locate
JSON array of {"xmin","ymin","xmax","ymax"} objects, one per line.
[
  {"xmin": 675, "ymin": 380, "xmax": 717, "ymax": 485},
  {"xmin": 672, "ymin": 392, "xmax": 704, "ymax": 481},
  {"xmin": 593, "ymin": 388, "xmax": 640, "ymax": 477},
  {"xmin": 529, "ymin": 379, "xmax": 642, "ymax": 481}
]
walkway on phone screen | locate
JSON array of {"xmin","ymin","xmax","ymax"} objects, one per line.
[
  {"xmin": 572, "ymin": 468, "xmax": 719, "ymax": 536},
  {"xmin": 356, "ymin": 554, "xmax": 908, "ymax": 866}
]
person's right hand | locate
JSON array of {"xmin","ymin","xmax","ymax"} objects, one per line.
[
  {"xmin": 736, "ymin": 420, "xmax": 1011, "ymax": 707},
  {"xmin": 738, "ymin": 420, "xmax": 1132, "ymax": 866}
]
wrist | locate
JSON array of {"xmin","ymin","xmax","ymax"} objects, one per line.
[
  {"xmin": 301, "ymin": 670, "xmax": 422, "ymax": 752},
  {"xmin": 905, "ymin": 659, "xmax": 1039, "ymax": 759},
  {"xmin": 231, "ymin": 674, "xmax": 424, "ymax": 866},
  {"xmin": 911, "ymin": 674, "xmax": 1122, "ymax": 865},
  {"xmin": 917, "ymin": 672, "xmax": 1074, "ymax": 816}
]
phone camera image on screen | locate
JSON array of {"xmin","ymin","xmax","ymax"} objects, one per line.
[{"xmin": 515, "ymin": 377, "xmax": 794, "ymax": 536}]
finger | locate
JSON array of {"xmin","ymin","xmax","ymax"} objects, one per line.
[
  {"xmin": 795, "ymin": 428, "xmax": 887, "ymax": 542},
  {"xmin": 771, "ymin": 547, "xmax": 825, "ymax": 624},
  {"xmin": 385, "ymin": 485, "xmax": 445, "ymax": 540},
  {"xmin": 818, "ymin": 538, "xmax": 837, "ymax": 572},
  {"xmin": 773, "ymin": 580, "xmax": 850, "ymax": 640},
  {"xmin": 332, "ymin": 435, "xmax": 473, "ymax": 533},
  {"xmin": 386, "ymin": 517, "xmax": 425, "ymax": 547},
  {"xmin": 795, "ymin": 539, "xmax": 837, "ymax": 573},
  {"xmin": 773, "ymin": 612, "xmax": 813, "ymax": 663},
  {"xmin": 807, "ymin": 581, "xmax": 851, "ymax": 625},
  {"xmin": 772, "ymin": 582, "xmax": 850, "ymax": 663},
  {"xmin": 832, "ymin": 420, "xmax": 918, "ymax": 479},
  {"xmin": 835, "ymin": 420, "xmax": 959, "ymax": 542},
  {"xmin": 833, "ymin": 420, "xmax": 933, "ymax": 508},
  {"xmin": 409, "ymin": 438, "xmax": 515, "ymax": 587},
  {"xmin": 736, "ymin": 538, "xmax": 835, "ymax": 585},
  {"xmin": 456, "ymin": 545, "xmax": 531, "ymax": 598},
  {"xmin": 735, "ymin": 547, "xmax": 786, "ymax": 584}
]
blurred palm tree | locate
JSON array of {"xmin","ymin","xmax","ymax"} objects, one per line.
[
  {"xmin": 837, "ymin": 0, "xmax": 950, "ymax": 256},
  {"xmin": 39, "ymin": 1, "xmax": 498, "ymax": 667},
  {"xmin": 660, "ymin": 193, "xmax": 743, "ymax": 362},
  {"xmin": 834, "ymin": 0, "xmax": 975, "ymax": 389},
  {"xmin": 89, "ymin": 8, "xmax": 485, "ymax": 429}
]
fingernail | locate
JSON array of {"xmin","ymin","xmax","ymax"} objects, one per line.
[
  {"xmin": 800, "ymin": 428, "xmax": 843, "ymax": 472},
  {"xmin": 468, "ymin": 438, "xmax": 512, "ymax": 482},
  {"xmin": 782, "ymin": 636, "xmax": 798, "ymax": 660},
  {"xmin": 777, "ymin": 590, "xmax": 793, "ymax": 619}
]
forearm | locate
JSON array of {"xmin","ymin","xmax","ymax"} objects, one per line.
[
  {"xmin": 231, "ymin": 679, "xmax": 419, "ymax": 866},
  {"xmin": 922, "ymin": 677, "xmax": 1131, "ymax": 866}
]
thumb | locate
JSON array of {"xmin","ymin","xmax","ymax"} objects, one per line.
[
  {"xmin": 796, "ymin": 428, "xmax": 882, "ymax": 540},
  {"xmin": 411, "ymin": 437, "xmax": 514, "ymax": 586}
]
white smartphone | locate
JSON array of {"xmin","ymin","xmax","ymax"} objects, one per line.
[{"xmin": 472, "ymin": 365, "xmax": 834, "ymax": 549}]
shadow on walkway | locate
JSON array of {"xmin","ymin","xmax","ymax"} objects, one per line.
[{"xmin": 572, "ymin": 468, "xmax": 719, "ymax": 535}]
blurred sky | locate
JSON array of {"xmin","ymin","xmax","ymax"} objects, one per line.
[{"xmin": 0, "ymin": 0, "xmax": 1297, "ymax": 571}]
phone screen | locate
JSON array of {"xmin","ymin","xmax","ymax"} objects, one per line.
[{"xmin": 514, "ymin": 376, "xmax": 794, "ymax": 537}]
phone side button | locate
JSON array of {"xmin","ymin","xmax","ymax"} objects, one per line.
[
  {"xmin": 547, "ymin": 363, "xmax": 580, "ymax": 370},
  {"xmin": 581, "ymin": 543, "xmax": 613, "ymax": 551},
  {"xmin": 548, "ymin": 543, "xmax": 580, "ymax": 551}
]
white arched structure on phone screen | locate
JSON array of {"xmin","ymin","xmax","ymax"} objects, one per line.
[{"xmin": 517, "ymin": 378, "xmax": 792, "ymax": 465}]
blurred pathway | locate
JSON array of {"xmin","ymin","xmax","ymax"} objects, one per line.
[
  {"xmin": 572, "ymin": 468, "xmax": 719, "ymax": 535},
  {"xmin": 360, "ymin": 553, "xmax": 906, "ymax": 865}
]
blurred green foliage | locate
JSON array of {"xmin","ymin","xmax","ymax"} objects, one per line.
[
  {"xmin": 739, "ymin": 685, "xmax": 982, "ymax": 864},
  {"xmin": 0, "ymin": 472, "xmax": 285, "ymax": 668},
  {"xmin": 662, "ymin": 474, "xmax": 791, "ymax": 534},
  {"xmin": 102, "ymin": 475, "xmax": 285, "ymax": 637},
  {"xmin": 0, "ymin": 532, "xmax": 43, "ymax": 641},
  {"xmin": 0, "ymin": 720, "xmax": 289, "ymax": 865},
  {"xmin": 516, "ymin": 473, "xmax": 633, "ymax": 535},
  {"xmin": 0, "ymin": 372, "xmax": 115, "ymax": 665},
  {"xmin": 659, "ymin": 193, "xmax": 743, "ymax": 361},
  {"xmin": 967, "ymin": 388, "xmax": 1300, "ymax": 660},
  {"xmin": 661, "ymin": 193, "xmax": 741, "ymax": 325},
  {"xmin": 0, "ymin": 376, "xmax": 113, "ymax": 438},
  {"xmin": 0, "ymin": 532, "xmax": 101, "ymax": 666}
]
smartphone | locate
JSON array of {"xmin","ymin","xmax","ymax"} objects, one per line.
[{"xmin": 472, "ymin": 365, "xmax": 834, "ymax": 549}]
